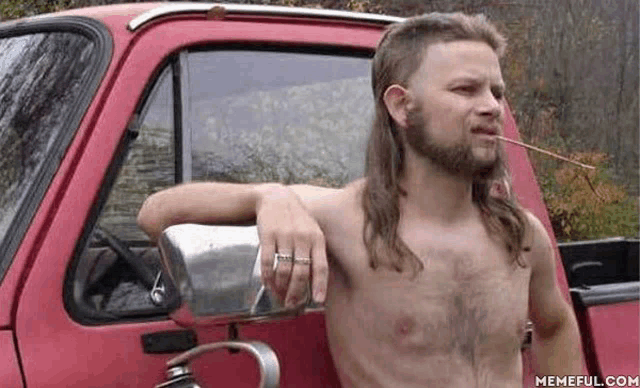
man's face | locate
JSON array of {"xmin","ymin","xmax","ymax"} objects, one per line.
[{"xmin": 403, "ymin": 40, "xmax": 505, "ymax": 178}]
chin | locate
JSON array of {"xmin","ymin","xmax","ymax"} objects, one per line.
[
  {"xmin": 472, "ymin": 150, "xmax": 497, "ymax": 165},
  {"xmin": 472, "ymin": 154, "xmax": 500, "ymax": 178}
]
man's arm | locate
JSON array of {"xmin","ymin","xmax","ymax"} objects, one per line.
[
  {"xmin": 527, "ymin": 212, "xmax": 586, "ymax": 381},
  {"xmin": 137, "ymin": 182, "xmax": 337, "ymax": 306},
  {"xmin": 138, "ymin": 182, "xmax": 262, "ymax": 241}
]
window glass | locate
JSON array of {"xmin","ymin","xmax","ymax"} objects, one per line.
[
  {"xmin": 70, "ymin": 49, "xmax": 372, "ymax": 321},
  {"xmin": 0, "ymin": 32, "xmax": 96, "ymax": 268},
  {"xmin": 72, "ymin": 66, "xmax": 175, "ymax": 318},
  {"xmin": 97, "ymin": 66, "xmax": 175, "ymax": 242},
  {"xmin": 187, "ymin": 50, "xmax": 372, "ymax": 187}
]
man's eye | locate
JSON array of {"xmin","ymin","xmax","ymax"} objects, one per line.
[
  {"xmin": 492, "ymin": 89, "xmax": 504, "ymax": 100},
  {"xmin": 455, "ymin": 86, "xmax": 476, "ymax": 94}
]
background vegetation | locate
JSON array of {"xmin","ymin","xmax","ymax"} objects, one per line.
[{"xmin": 1, "ymin": 0, "xmax": 637, "ymax": 242}]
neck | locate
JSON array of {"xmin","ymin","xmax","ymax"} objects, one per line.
[{"xmin": 399, "ymin": 149, "xmax": 476, "ymax": 226}]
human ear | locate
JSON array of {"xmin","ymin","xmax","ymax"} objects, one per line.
[{"xmin": 383, "ymin": 84, "xmax": 411, "ymax": 129}]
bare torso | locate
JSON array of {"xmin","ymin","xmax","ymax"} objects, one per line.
[{"xmin": 315, "ymin": 183, "xmax": 532, "ymax": 388}]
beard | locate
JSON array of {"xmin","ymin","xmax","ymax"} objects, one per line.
[{"xmin": 404, "ymin": 104, "xmax": 501, "ymax": 180}]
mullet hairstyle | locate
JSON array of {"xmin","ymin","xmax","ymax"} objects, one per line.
[{"xmin": 362, "ymin": 12, "xmax": 529, "ymax": 275}]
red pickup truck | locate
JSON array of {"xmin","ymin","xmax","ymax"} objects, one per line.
[{"xmin": 0, "ymin": 3, "xmax": 637, "ymax": 387}]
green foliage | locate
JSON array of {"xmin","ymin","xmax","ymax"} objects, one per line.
[
  {"xmin": 0, "ymin": 0, "xmax": 27, "ymax": 20},
  {"xmin": 0, "ymin": 0, "xmax": 75, "ymax": 21},
  {"xmin": 530, "ymin": 139, "xmax": 639, "ymax": 241}
]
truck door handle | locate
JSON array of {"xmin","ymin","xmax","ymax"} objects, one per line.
[{"xmin": 570, "ymin": 261, "xmax": 603, "ymax": 272}]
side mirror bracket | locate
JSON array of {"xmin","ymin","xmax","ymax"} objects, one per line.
[{"xmin": 155, "ymin": 340, "xmax": 280, "ymax": 388}]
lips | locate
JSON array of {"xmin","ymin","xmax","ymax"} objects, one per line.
[{"xmin": 472, "ymin": 126, "xmax": 498, "ymax": 135}]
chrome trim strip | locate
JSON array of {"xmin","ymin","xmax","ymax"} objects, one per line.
[
  {"xmin": 128, "ymin": 3, "xmax": 404, "ymax": 31},
  {"xmin": 178, "ymin": 51, "xmax": 192, "ymax": 182}
]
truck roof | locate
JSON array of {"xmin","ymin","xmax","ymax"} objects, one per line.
[{"xmin": 10, "ymin": 2, "xmax": 403, "ymax": 32}]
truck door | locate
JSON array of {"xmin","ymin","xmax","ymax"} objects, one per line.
[
  {"xmin": 0, "ymin": 18, "xmax": 109, "ymax": 388},
  {"xmin": 0, "ymin": 332, "xmax": 23, "ymax": 388},
  {"xmin": 14, "ymin": 10, "xmax": 382, "ymax": 387}
]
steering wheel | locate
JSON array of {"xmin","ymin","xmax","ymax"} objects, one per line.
[{"xmin": 92, "ymin": 226, "xmax": 158, "ymax": 292}]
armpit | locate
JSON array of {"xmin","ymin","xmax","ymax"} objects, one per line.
[{"xmin": 327, "ymin": 252, "xmax": 352, "ymax": 289}]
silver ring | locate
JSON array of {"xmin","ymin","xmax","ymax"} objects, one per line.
[
  {"xmin": 274, "ymin": 253, "xmax": 294, "ymax": 263},
  {"xmin": 294, "ymin": 257, "xmax": 312, "ymax": 265}
]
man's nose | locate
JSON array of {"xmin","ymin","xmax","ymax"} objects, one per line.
[{"xmin": 477, "ymin": 91, "xmax": 503, "ymax": 119}]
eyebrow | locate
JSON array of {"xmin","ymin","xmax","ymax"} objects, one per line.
[{"xmin": 448, "ymin": 76, "xmax": 505, "ymax": 90}]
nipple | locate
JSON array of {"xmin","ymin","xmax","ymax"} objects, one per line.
[{"xmin": 394, "ymin": 316, "xmax": 416, "ymax": 337}]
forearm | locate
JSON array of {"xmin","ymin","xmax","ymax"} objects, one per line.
[
  {"xmin": 533, "ymin": 311, "xmax": 586, "ymax": 379},
  {"xmin": 137, "ymin": 182, "xmax": 283, "ymax": 241}
]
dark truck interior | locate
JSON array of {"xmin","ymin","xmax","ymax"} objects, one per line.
[{"xmin": 561, "ymin": 237, "xmax": 639, "ymax": 304}]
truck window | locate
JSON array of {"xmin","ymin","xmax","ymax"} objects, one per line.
[
  {"xmin": 0, "ymin": 31, "xmax": 99, "ymax": 284},
  {"xmin": 70, "ymin": 48, "xmax": 373, "ymax": 323},
  {"xmin": 185, "ymin": 49, "xmax": 372, "ymax": 186},
  {"xmin": 71, "ymin": 65, "xmax": 176, "ymax": 321},
  {"xmin": 98, "ymin": 65, "xmax": 176, "ymax": 242}
]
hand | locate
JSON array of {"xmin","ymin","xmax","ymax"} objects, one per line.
[{"xmin": 255, "ymin": 184, "xmax": 328, "ymax": 308}]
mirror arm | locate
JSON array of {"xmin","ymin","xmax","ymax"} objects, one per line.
[{"xmin": 167, "ymin": 340, "xmax": 280, "ymax": 388}]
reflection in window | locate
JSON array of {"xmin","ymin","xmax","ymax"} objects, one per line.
[
  {"xmin": 71, "ymin": 66, "xmax": 176, "ymax": 319},
  {"xmin": 187, "ymin": 50, "xmax": 373, "ymax": 187},
  {"xmin": 98, "ymin": 66, "xmax": 175, "ymax": 242},
  {"xmin": 0, "ymin": 32, "xmax": 95, "ymax": 254}
]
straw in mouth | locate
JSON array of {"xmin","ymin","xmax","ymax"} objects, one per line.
[{"xmin": 496, "ymin": 136, "xmax": 595, "ymax": 170}]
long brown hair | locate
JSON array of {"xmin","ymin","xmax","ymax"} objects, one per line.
[{"xmin": 362, "ymin": 13, "xmax": 528, "ymax": 275}]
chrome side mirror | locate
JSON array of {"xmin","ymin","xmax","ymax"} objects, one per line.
[{"xmin": 158, "ymin": 224, "xmax": 318, "ymax": 326}]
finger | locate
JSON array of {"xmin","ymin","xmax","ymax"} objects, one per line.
[
  {"xmin": 285, "ymin": 242, "xmax": 312, "ymax": 308},
  {"xmin": 311, "ymin": 233, "xmax": 328, "ymax": 304},
  {"xmin": 259, "ymin": 231, "xmax": 277, "ymax": 290},
  {"xmin": 273, "ymin": 236, "xmax": 294, "ymax": 302},
  {"xmin": 273, "ymin": 255, "xmax": 293, "ymax": 303}
]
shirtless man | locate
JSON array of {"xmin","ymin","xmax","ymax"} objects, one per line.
[{"xmin": 138, "ymin": 12, "xmax": 584, "ymax": 387}]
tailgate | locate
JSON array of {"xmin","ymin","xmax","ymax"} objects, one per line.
[{"xmin": 561, "ymin": 239, "xmax": 640, "ymax": 379}]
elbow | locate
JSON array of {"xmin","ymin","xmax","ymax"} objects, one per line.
[
  {"xmin": 137, "ymin": 193, "xmax": 168, "ymax": 242},
  {"xmin": 535, "ymin": 307, "xmax": 577, "ymax": 341},
  {"xmin": 535, "ymin": 320, "xmax": 563, "ymax": 341}
]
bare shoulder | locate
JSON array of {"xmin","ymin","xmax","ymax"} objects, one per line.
[
  {"xmin": 288, "ymin": 183, "xmax": 342, "ymax": 207},
  {"xmin": 323, "ymin": 178, "xmax": 366, "ymax": 227},
  {"xmin": 291, "ymin": 179, "xmax": 365, "ymax": 233},
  {"xmin": 522, "ymin": 210, "xmax": 555, "ymax": 272}
]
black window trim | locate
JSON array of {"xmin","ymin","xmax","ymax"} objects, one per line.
[
  {"xmin": 0, "ymin": 16, "xmax": 113, "ymax": 285},
  {"xmin": 185, "ymin": 42, "xmax": 374, "ymax": 60},
  {"xmin": 172, "ymin": 57, "xmax": 185, "ymax": 182}
]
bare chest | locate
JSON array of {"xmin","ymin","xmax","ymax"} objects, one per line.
[{"xmin": 326, "ymin": 231, "xmax": 531, "ymax": 362}]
